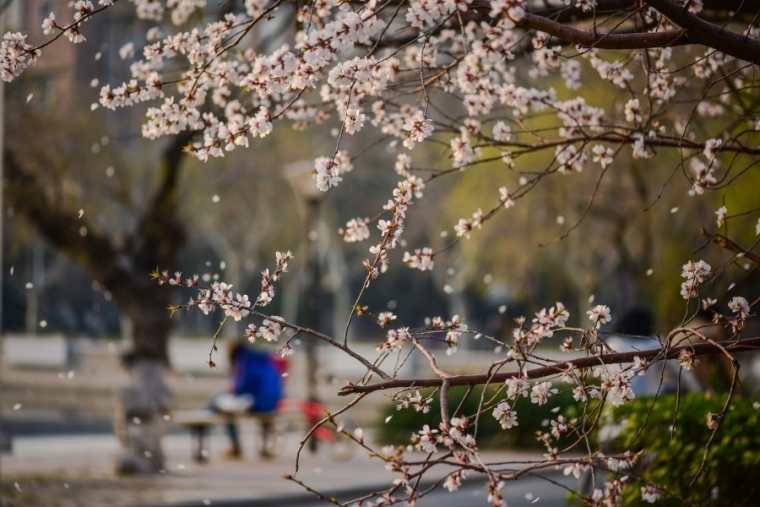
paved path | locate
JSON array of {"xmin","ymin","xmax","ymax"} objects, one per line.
[
  {"xmin": 165, "ymin": 474, "xmax": 575, "ymax": 507},
  {"xmin": 0, "ymin": 427, "xmax": 569, "ymax": 507},
  {"xmin": 1, "ymin": 337, "xmax": 580, "ymax": 506}
]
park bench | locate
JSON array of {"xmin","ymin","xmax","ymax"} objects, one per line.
[
  {"xmin": 172, "ymin": 399, "xmax": 331, "ymax": 463},
  {"xmin": 172, "ymin": 408, "xmax": 275, "ymax": 463}
]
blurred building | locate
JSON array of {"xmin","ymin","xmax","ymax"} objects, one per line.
[
  {"xmin": 1, "ymin": 1, "xmax": 147, "ymax": 337},
  {"xmin": 8, "ymin": 1, "xmax": 146, "ymax": 134}
]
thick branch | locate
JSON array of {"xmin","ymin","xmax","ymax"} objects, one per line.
[
  {"xmin": 5, "ymin": 134, "xmax": 190, "ymax": 364},
  {"xmin": 127, "ymin": 133, "xmax": 193, "ymax": 278},
  {"xmin": 4, "ymin": 149, "xmax": 133, "ymax": 290},
  {"xmin": 149, "ymin": 131, "xmax": 194, "ymax": 214},
  {"xmin": 467, "ymin": 0, "xmax": 760, "ymax": 62},
  {"xmin": 708, "ymin": 230, "xmax": 760, "ymax": 264},
  {"xmin": 339, "ymin": 337, "xmax": 760, "ymax": 395},
  {"xmin": 648, "ymin": 0, "xmax": 760, "ymax": 65},
  {"xmin": 520, "ymin": 12, "xmax": 689, "ymax": 50},
  {"xmin": 132, "ymin": 133, "xmax": 193, "ymax": 250}
]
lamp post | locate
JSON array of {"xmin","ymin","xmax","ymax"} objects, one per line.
[{"xmin": 285, "ymin": 161, "xmax": 323, "ymax": 452}]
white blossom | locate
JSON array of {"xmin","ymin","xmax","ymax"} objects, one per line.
[
  {"xmin": 505, "ymin": 378, "xmax": 530, "ymax": 400},
  {"xmin": 376, "ymin": 311, "xmax": 397, "ymax": 328},
  {"xmin": 403, "ymin": 247, "xmax": 434, "ymax": 271},
  {"xmin": 624, "ymin": 98, "xmax": 641, "ymax": 123},
  {"xmin": 41, "ymin": 13, "xmax": 57, "ymax": 35},
  {"xmin": 530, "ymin": 381, "xmax": 557, "ymax": 406},
  {"xmin": 489, "ymin": 0, "xmax": 525, "ymax": 25},
  {"xmin": 119, "ymin": 42, "xmax": 136, "ymax": 60},
  {"xmin": 0, "ymin": 33, "xmax": 40, "ymax": 82},
  {"xmin": 257, "ymin": 317, "xmax": 284, "ymax": 342},
  {"xmin": 641, "ymin": 485, "xmax": 661, "ymax": 503},
  {"xmin": 341, "ymin": 218, "xmax": 371, "ymax": 243},
  {"xmin": 492, "ymin": 401, "xmax": 518, "ymax": 429},
  {"xmin": 498, "ymin": 186, "xmax": 514, "ymax": 208},
  {"xmin": 586, "ymin": 304, "xmax": 612, "ymax": 329},
  {"xmin": 680, "ymin": 260, "xmax": 711, "ymax": 299},
  {"xmin": 492, "ymin": 121, "xmax": 511, "ymax": 142},
  {"xmin": 314, "ymin": 152, "xmax": 352, "ymax": 192},
  {"xmin": 715, "ymin": 206, "xmax": 728, "ymax": 228},
  {"xmin": 704, "ymin": 138, "xmax": 722, "ymax": 162},
  {"xmin": 728, "ymin": 296, "xmax": 750, "ymax": 319},
  {"xmin": 689, "ymin": 158, "xmax": 718, "ymax": 196},
  {"xmin": 378, "ymin": 327, "xmax": 412, "ymax": 352},
  {"xmin": 592, "ymin": 144, "xmax": 614, "ymax": 168}
]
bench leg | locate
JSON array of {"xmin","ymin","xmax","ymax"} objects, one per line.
[
  {"xmin": 259, "ymin": 415, "xmax": 275, "ymax": 459},
  {"xmin": 190, "ymin": 425, "xmax": 209, "ymax": 464}
]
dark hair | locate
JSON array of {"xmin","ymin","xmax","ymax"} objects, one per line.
[
  {"xmin": 228, "ymin": 341, "xmax": 245, "ymax": 365},
  {"xmin": 614, "ymin": 307, "xmax": 654, "ymax": 336}
]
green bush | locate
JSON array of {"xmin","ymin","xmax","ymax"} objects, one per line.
[
  {"xmin": 606, "ymin": 394, "xmax": 760, "ymax": 506},
  {"xmin": 376, "ymin": 383, "xmax": 577, "ymax": 449}
]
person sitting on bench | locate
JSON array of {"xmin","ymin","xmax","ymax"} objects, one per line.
[{"xmin": 209, "ymin": 341, "xmax": 283, "ymax": 459}]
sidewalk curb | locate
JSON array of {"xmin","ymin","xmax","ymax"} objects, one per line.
[
  {"xmin": 140, "ymin": 470, "xmax": 566, "ymax": 507},
  {"xmin": 139, "ymin": 477, "xmax": 487, "ymax": 507}
]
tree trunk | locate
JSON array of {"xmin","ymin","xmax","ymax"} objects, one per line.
[
  {"xmin": 114, "ymin": 294, "xmax": 173, "ymax": 474},
  {"xmin": 121, "ymin": 285, "xmax": 174, "ymax": 364},
  {"xmin": 6, "ymin": 129, "xmax": 191, "ymax": 476}
]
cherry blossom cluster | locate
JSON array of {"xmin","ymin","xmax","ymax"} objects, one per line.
[
  {"xmin": 361, "ymin": 170, "xmax": 425, "ymax": 284},
  {"xmin": 395, "ymin": 390, "xmax": 431, "ymax": 414},
  {"xmin": 402, "ymin": 247, "xmax": 434, "ymax": 271},
  {"xmin": 512, "ymin": 302, "xmax": 570, "ymax": 347},
  {"xmin": 587, "ymin": 304, "xmax": 612, "ymax": 330},
  {"xmin": 338, "ymin": 217, "xmax": 370, "ymax": 243},
  {"xmin": 680, "ymin": 260, "xmax": 712, "ymax": 300},
  {"xmin": 154, "ymin": 251, "xmax": 292, "ymax": 324},
  {"xmin": 411, "ymin": 416, "xmax": 477, "ymax": 455},
  {"xmin": 377, "ymin": 326, "xmax": 412, "ymax": 353},
  {"xmin": 315, "ymin": 151, "xmax": 353, "ymax": 192},
  {"xmin": 246, "ymin": 316, "xmax": 284, "ymax": 343},
  {"xmin": 0, "ymin": 33, "xmax": 39, "ymax": 82},
  {"xmin": 430, "ymin": 314, "xmax": 469, "ymax": 355},
  {"xmin": 7, "ymin": 0, "xmax": 760, "ymax": 504}
]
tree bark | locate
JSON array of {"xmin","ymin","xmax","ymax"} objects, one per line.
[{"xmin": 5, "ymin": 131, "xmax": 192, "ymax": 474}]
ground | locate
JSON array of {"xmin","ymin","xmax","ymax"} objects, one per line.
[
  {"xmin": 0, "ymin": 426, "xmax": 566, "ymax": 507},
  {"xmin": 1, "ymin": 336, "xmax": 578, "ymax": 507}
]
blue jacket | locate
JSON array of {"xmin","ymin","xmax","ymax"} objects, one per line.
[{"xmin": 232, "ymin": 348, "xmax": 283, "ymax": 412}]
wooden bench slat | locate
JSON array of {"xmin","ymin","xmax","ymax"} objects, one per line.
[{"xmin": 172, "ymin": 409, "xmax": 223, "ymax": 426}]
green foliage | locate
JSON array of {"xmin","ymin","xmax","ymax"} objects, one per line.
[
  {"xmin": 376, "ymin": 384, "xmax": 577, "ymax": 449},
  {"xmin": 606, "ymin": 394, "xmax": 760, "ymax": 506}
]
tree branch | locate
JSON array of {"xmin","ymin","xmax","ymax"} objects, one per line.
[
  {"xmin": 4, "ymin": 149, "xmax": 133, "ymax": 290},
  {"xmin": 520, "ymin": 12, "xmax": 689, "ymax": 50},
  {"xmin": 648, "ymin": 0, "xmax": 760, "ymax": 65},
  {"xmin": 466, "ymin": 0, "xmax": 760, "ymax": 62},
  {"xmin": 339, "ymin": 337, "xmax": 760, "ymax": 395},
  {"xmin": 129, "ymin": 132, "xmax": 194, "ymax": 269},
  {"xmin": 707, "ymin": 230, "xmax": 760, "ymax": 264}
]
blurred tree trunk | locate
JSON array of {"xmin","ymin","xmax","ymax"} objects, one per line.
[
  {"xmin": 123, "ymin": 297, "xmax": 174, "ymax": 362},
  {"xmin": 5, "ymin": 132, "xmax": 192, "ymax": 474}
]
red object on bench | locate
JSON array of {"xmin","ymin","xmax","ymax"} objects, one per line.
[
  {"xmin": 272, "ymin": 356, "xmax": 289, "ymax": 374},
  {"xmin": 275, "ymin": 398, "xmax": 335, "ymax": 442}
]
